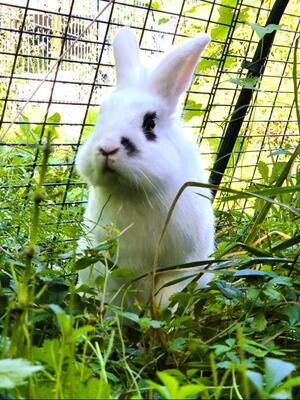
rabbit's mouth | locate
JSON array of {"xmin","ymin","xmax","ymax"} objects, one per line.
[{"xmin": 102, "ymin": 164, "xmax": 116, "ymax": 174}]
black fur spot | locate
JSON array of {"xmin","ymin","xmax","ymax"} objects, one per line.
[
  {"xmin": 142, "ymin": 112, "xmax": 157, "ymax": 141},
  {"xmin": 121, "ymin": 136, "xmax": 138, "ymax": 156}
]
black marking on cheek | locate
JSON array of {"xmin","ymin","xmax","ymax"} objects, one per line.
[
  {"xmin": 121, "ymin": 136, "xmax": 138, "ymax": 156},
  {"xmin": 142, "ymin": 112, "xmax": 157, "ymax": 141}
]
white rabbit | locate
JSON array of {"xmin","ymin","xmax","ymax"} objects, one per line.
[{"xmin": 76, "ymin": 27, "xmax": 214, "ymax": 308}]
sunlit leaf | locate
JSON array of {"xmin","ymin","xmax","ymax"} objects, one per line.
[
  {"xmin": 249, "ymin": 23, "xmax": 281, "ymax": 40},
  {"xmin": 0, "ymin": 358, "xmax": 43, "ymax": 389},
  {"xmin": 265, "ymin": 358, "xmax": 295, "ymax": 392}
]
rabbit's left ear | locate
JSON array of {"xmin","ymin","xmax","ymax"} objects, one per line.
[
  {"xmin": 149, "ymin": 34, "xmax": 210, "ymax": 109},
  {"xmin": 113, "ymin": 27, "xmax": 140, "ymax": 88}
]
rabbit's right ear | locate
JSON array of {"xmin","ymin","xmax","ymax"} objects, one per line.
[{"xmin": 113, "ymin": 27, "xmax": 140, "ymax": 88}]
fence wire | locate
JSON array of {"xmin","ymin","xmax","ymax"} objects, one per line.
[{"xmin": 0, "ymin": 0, "xmax": 299, "ymax": 251}]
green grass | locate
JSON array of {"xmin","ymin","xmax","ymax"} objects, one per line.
[{"xmin": 1, "ymin": 168, "xmax": 300, "ymax": 398}]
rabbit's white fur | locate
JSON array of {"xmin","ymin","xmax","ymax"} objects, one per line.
[{"xmin": 76, "ymin": 28, "xmax": 214, "ymax": 307}]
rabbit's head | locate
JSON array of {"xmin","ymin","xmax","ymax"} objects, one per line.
[{"xmin": 76, "ymin": 28, "xmax": 210, "ymax": 194}]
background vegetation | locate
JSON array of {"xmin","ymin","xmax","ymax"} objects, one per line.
[{"xmin": 0, "ymin": 0, "xmax": 299, "ymax": 398}]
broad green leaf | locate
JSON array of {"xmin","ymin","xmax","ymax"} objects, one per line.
[
  {"xmin": 157, "ymin": 371, "xmax": 179, "ymax": 398},
  {"xmin": 167, "ymin": 337, "xmax": 186, "ymax": 352},
  {"xmin": 269, "ymin": 276, "xmax": 292, "ymax": 287},
  {"xmin": 183, "ymin": 3, "xmax": 206, "ymax": 15},
  {"xmin": 265, "ymin": 358, "xmax": 295, "ymax": 392},
  {"xmin": 251, "ymin": 311, "xmax": 267, "ymax": 332},
  {"xmin": 107, "ymin": 305, "xmax": 140, "ymax": 323},
  {"xmin": 148, "ymin": 1, "xmax": 161, "ymax": 10},
  {"xmin": 234, "ymin": 269, "xmax": 271, "ymax": 278},
  {"xmin": 183, "ymin": 100, "xmax": 203, "ymax": 122},
  {"xmin": 215, "ymin": 280, "xmax": 243, "ymax": 299},
  {"xmin": 249, "ymin": 23, "xmax": 281, "ymax": 40},
  {"xmin": 75, "ymin": 255, "xmax": 102, "ymax": 270},
  {"xmin": 270, "ymin": 162, "xmax": 287, "ymax": 183},
  {"xmin": 196, "ymin": 58, "xmax": 218, "ymax": 73},
  {"xmin": 158, "ymin": 17, "xmax": 169, "ymax": 25},
  {"xmin": 246, "ymin": 370, "xmax": 263, "ymax": 393},
  {"xmin": 46, "ymin": 112, "xmax": 61, "ymax": 124},
  {"xmin": 244, "ymin": 343, "xmax": 268, "ymax": 357},
  {"xmin": 0, "ymin": 358, "xmax": 43, "ymax": 389},
  {"xmin": 177, "ymin": 384, "xmax": 207, "ymax": 399},
  {"xmin": 32, "ymin": 339, "xmax": 61, "ymax": 370},
  {"xmin": 111, "ymin": 267, "xmax": 135, "ymax": 280},
  {"xmin": 19, "ymin": 114, "xmax": 36, "ymax": 142},
  {"xmin": 212, "ymin": 344, "xmax": 231, "ymax": 355},
  {"xmin": 81, "ymin": 378, "xmax": 110, "ymax": 399},
  {"xmin": 225, "ymin": 338, "xmax": 235, "ymax": 347},
  {"xmin": 229, "ymin": 76, "xmax": 260, "ymax": 89},
  {"xmin": 258, "ymin": 160, "xmax": 269, "ymax": 182},
  {"xmin": 72, "ymin": 325, "xmax": 95, "ymax": 342},
  {"xmin": 269, "ymin": 390, "xmax": 291, "ymax": 399},
  {"xmin": 280, "ymin": 304, "xmax": 300, "ymax": 326},
  {"xmin": 146, "ymin": 380, "xmax": 169, "ymax": 398},
  {"xmin": 138, "ymin": 317, "xmax": 165, "ymax": 330},
  {"xmin": 49, "ymin": 304, "xmax": 72, "ymax": 337}
]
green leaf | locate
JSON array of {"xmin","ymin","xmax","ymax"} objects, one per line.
[
  {"xmin": 177, "ymin": 384, "xmax": 207, "ymax": 399},
  {"xmin": 183, "ymin": 3, "xmax": 206, "ymax": 15},
  {"xmin": 280, "ymin": 304, "xmax": 300, "ymax": 326},
  {"xmin": 0, "ymin": 358, "xmax": 43, "ymax": 389},
  {"xmin": 212, "ymin": 344, "xmax": 231, "ymax": 355},
  {"xmin": 251, "ymin": 311, "xmax": 267, "ymax": 332},
  {"xmin": 258, "ymin": 160, "xmax": 269, "ymax": 182},
  {"xmin": 270, "ymin": 162, "xmax": 287, "ymax": 183},
  {"xmin": 32, "ymin": 339, "xmax": 61, "ymax": 370},
  {"xmin": 19, "ymin": 114, "xmax": 35, "ymax": 142},
  {"xmin": 146, "ymin": 380, "xmax": 169, "ymax": 399},
  {"xmin": 157, "ymin": 371, "xmax": 179, "ymax": 398},
  {"xmin": 265, "ymin": 358, "xmax": 295, "ymax": 392},
  {"xmin": 76, "ymin": 377, "xmax": 111, "ymax": 399},
  {"xmin": 148, "ymin": 1, "xmax": 161, "ymax": 10},
  {"xmin": 244, "ymin": 343, "xmax": 268, "ymax": 357},
  {"xmin": 72, "ymin": 325, "xmax": 94, "ymax": 342},
  {"xmin": 167, "ymin": 337, "xmax": 186, "ymax": 352},
  {"xmin": 107, "ymin": 305, "xmax": 140, "ymax": 323},
  {"xmin": 75, "ymin": 255, "xmax": 102, "ymax": 270},
  {"xmin": 249, "ymin": 23, "xmax": 281, "ymax": 40},
  {"xmin": 269, "ymin": 276, "xmax": 292, "ymax": 287},
  {"xmin": 158, "ymin": 17, "xmax": 169, "ymax": 25},
  {"xmin": 215, "ymin": 280, "xmax": 243, "ymax": 299},
  {"xmin": 196, "ymin": 58, "xmax": 218, "ymax": 73},
  {"xmin": 183, "ymin": 100, "xmax": 203, "ymax": 122},
  {"xmin": 49, "ymin": 304, "xmax": 72, "ymax": 338},
  {"xmin": 246, "ymin": 370, "xmax": 264, "ymax": 393},
  {"xmin": 138, "ymin": 317, "xmax": 165, "ymax": 330},
  {"xmin": 229, "ymin": 76, "xmax": 260, "ymax": 89},
  {"xmin": 111, "ymin": 267, "xmax": 135, "ymax": 280},
  {"xmin": 234, "ymin": 269, "xmax": 271, "ymax": 278},
  {"xmin": 46, "ymin": 112, "xmax": 61, "ymax": 124},
  {"xmin": 225, "ymin": 338, "xmax": 235, "ymax": 348}
]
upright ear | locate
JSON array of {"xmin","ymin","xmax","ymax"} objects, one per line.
[
  {"xmin": 113, "ymin": 27, "xmax": 141, "ymax": 88},
  {"xmin": 149, "ymin": 33, "xmax": 210, "ymax": 109}
]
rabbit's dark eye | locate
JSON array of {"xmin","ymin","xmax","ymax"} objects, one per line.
[
  {"xmin": 142, "ymin": 112, "xmax": 157, "ymax": 141},
  {"xmin": 121, "ymin": 136, "xmax": 138, "ymax": 156}
]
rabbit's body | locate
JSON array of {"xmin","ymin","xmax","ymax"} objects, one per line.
[{"xmin": 76, "ymin": 29, "xmax": 214, "ymax": 306}]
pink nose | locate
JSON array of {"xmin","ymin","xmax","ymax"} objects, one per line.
[{"xmin": 98, "ymin": 146, "xmax": 120, "ymax": 157}]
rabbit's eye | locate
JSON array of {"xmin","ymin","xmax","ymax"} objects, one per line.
[{"xmin": 142, "ymin": 112, "xmax": 157, "ymax": 141}]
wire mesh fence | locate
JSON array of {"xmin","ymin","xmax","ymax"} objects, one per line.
[{"xmin": 0, "ymin": 0, "xmax": 299, "ymax": 252}]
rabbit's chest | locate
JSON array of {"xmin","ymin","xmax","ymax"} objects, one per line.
[{"xmin": 86, "ymin": 196, "xmax": 192, "ymax": 274}]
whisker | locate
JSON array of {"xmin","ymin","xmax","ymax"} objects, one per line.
[
  {"xmin": 136, "ymin": 168, "xmax": 169, "ymax": 210},
  {"xmin": 130, "ymin": 171, "xmax": 154, "ymax": 208}
]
